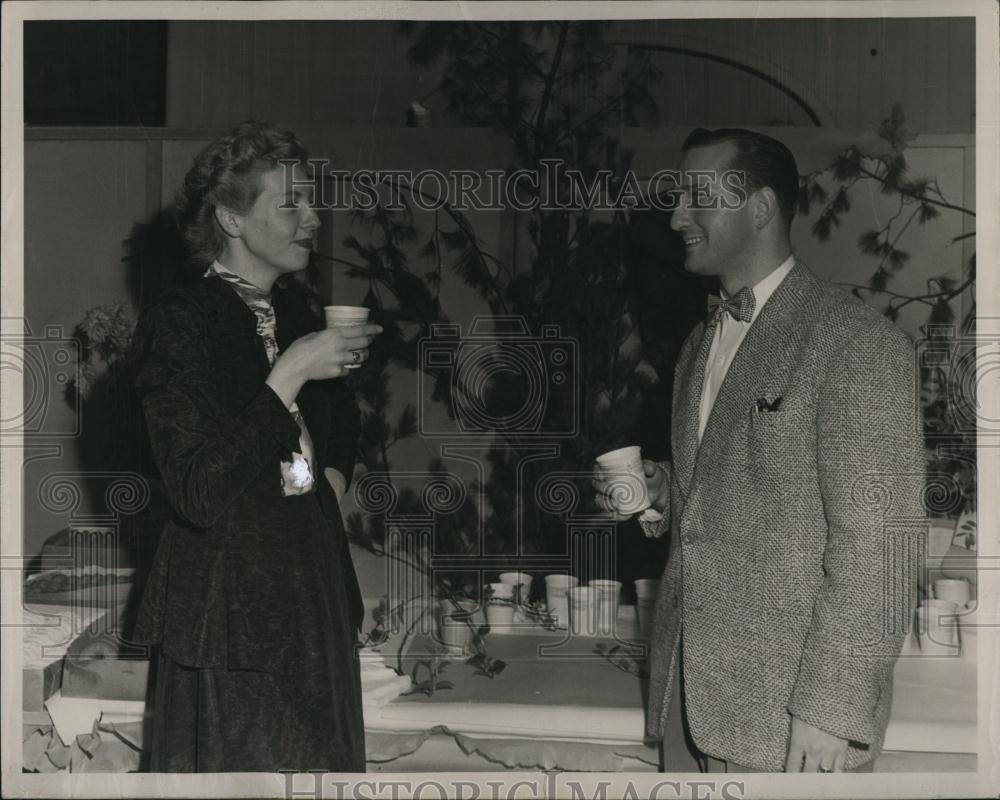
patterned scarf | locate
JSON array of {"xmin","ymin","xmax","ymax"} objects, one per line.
[{"xmin": 207, "ymin": 262, "xmax": 317, "ymax": 495}]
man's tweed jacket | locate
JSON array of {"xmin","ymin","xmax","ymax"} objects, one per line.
[{"xmin": 645, "ymin": 261, "xmax": 925, "ymax": 771}]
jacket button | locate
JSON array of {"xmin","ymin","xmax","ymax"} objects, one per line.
[{"xmin": 681, "ymin": 533, "xmax": 695, "ymax": 545}]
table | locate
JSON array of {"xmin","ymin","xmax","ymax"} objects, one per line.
[
  {"xmin": 363, "ymin": 613, "xmax": 979, "ymax": 772},
  {"xmin": 22, "ymin": 600, "xmax": 980, "ymax": 773}
]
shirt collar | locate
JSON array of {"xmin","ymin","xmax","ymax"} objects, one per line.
[
  {"xmin": 207, "ymin": 260, "xmax": 272, "ymax": 305},
  {"xmin": 723, "ymin": 254, "xmax": 795, "ymax": 325}
]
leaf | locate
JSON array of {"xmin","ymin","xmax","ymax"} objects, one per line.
[
  {"xmin": 809, "ymin": 181, "xmax": 829, "ymax": 204},
  {"xmin": 831, "ymin": 146, "xmax": 862, "ymax": 181},
  {"xmin": 929, "ymin": 300, "xmax": 955, "ymax": 326},
  {"xmin": 881, "ymin": 155, "xmax": 908, "ymax": 194},
  {"xmin": 831, "ymin": 187, "xmax": 851, "ymax": 214},
  {"xmin": 418, "ymin": 239, "xmax": 439, "ymax": 260},
  {"xmin": 424, "ymin": 271, "xmax": 442, "ymax": 291},
  {"xmin": 877, "ymin": 104, "xmax": 916, "ymax": 150},
  {"xmin": 811, "ymin": 215, "xmax": 832, "ymax": 242},
  {"xmin": 394, "ymin": 404, "xmax": 418, "ymax": 441},
  {"xmin": 887, "ymin": 248, "xmax": 910, "ymax": 271},
  {"xmin": 869, "ymin": 268, "xmax": 890, "ymax": 292},
  {"xmin": 440, "ymin": 229, "xmax": 469, "ymax": 250},
  {"xmin": 918, "ymin": 203, "xmax": 940, "ymax": 223},
  {"xmin": 858, "ymin": 230, "xmax": 882, "ymax": 255}
]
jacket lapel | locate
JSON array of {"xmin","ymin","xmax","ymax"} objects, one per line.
[
  {"xmin": 205, "ymin": 274, "xmax": 272, "ymax": 376},
  {"xmin": 673, "ymin": 321, "xmax": 715, "ymax": 496},
  {"xmin": 676, "ymin": 262, "xmax": 816, "ymax": 494},
  {"xmin": 697, "ymin": 262, "xmax": 816, "ymax": 478}
]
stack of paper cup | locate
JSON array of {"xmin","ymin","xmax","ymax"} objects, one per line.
[
  {"xmin": 499, "ymin": 572, "xmax": 533, "ymax": 623},
  {"xmin": 484, "ymin": 582, "xmax": 515, "ymax": 628},
  {"xmin": 568, "ymin": 586, "xmax": 600, "ymax": 637},
  {"xmin": 634, "ymin": 578, "xmax": 660, "ymax": 637},
  {"xmin": 595, "ymin": 446, "xmax": 649, "ymax": 516},
  {"xmin": 590, "ymin": 579, "xmax": 622, "ymax": 636},
  {"xmin": 544, "ymin": 574, "xmax": 579, "ymax": 629},
  {"xmin": 915, "ymin": 602, "xmax": 960, "ymax": 657},
  {"xmin": 324, "ymin": 305, "xmax": 370, "ymax": 369}
]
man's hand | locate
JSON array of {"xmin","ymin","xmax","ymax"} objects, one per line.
[
  {"xmin": 592, "ymin": 459, "xmax": 669, "ymax": 519},
  {"xmin": 785, "ymin": 716, "xmax": 849, "ymax": 772}
]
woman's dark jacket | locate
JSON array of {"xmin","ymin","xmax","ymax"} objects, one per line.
[{"xmin": 130, "ymin": 273, "xmax": 364, "ymax": 675}]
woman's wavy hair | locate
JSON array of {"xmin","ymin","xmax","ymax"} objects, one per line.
[{"xmin": 175, "ymin": 120, "xmax": 310, "ymax": 265}]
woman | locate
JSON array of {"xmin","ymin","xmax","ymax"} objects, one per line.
[{"xmin": 131, "ymin": 121, "xmax": 380, "ymax": 772}]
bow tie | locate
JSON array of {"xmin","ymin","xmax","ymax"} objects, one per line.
[{"xmin": 707, "ymin": 287, "xmax": 756, "ymax": 324}]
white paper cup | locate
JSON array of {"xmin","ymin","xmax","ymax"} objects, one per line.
[
  {"xmin": 324, "ymin": 306, "xmax": 371, "ymax": 369},
  {"xmin": 499, "ymin": 571, "xmax": 533, "ymax": 623},
  {"xmin": 439, "ymin": 597, "xmax": 482, "ymax": 626},
  {"xmin": 635, "ymin": 578, "xmax": 660, "ymax": 637},
  {"xmin": 589, "ymin": 579, "xmax": 622, "ymax": 636},
  {"xmin": 568, "ymin": 586, "xmax": 600, "ymax": 636},
  {"xmin": 324, "ymin": 305, "xmax": 371, "ymax": 326},
  {"xmin": 438, "ymin": 599, "xmax": 477, "ymax": 654},
  {"xmin": 915, "ymin": 605, "xmax": 960, "ymax": 656},
  {"xmin": 544, "ymin": 574, "xmax": 579, "ymax": 629},
  {"xmin": 933, "ymin": 578, "xmax": 972, "ymax": 608},
  {"xmin": 484, "ymin": 582, "xmax": 515, "ymax": 628},
  {"xmin": 595, "ymin": 446, "xmax": 649, "ymax": 516}
]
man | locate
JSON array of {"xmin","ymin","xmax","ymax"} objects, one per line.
[{"xmin": 594, "ymin": 128, "xmax": 924, "ymax": 772}]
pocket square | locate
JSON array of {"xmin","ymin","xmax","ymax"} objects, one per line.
[{"xmin": 754, "ymin": 397, "xmax": 783, "ymax": 413}]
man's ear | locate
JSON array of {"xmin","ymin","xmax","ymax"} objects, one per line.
[
  {"xmin": 214, "ymin": 205, "xmax": 242, "ymax": 239},
  {"xmin": 752, "ymin": 187, "xmax": 780, "ymax": 229}
]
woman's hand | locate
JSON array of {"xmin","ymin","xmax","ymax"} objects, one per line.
[{"xmin": 266, "ymin": 323, "xmax": 382, "ymax": 407}]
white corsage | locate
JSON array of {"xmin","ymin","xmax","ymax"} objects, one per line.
[{"xmin": 280, "ymin": 452, "xmax": 315, "ymax": 495}]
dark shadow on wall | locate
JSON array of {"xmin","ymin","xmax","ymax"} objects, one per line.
[
  {"xmin": 35, "ymin": 211, "xmax": 201, "ymax": 640},
  {"xmin": 615, "ymin": 206, "xmax": 713, "ymax": 591}
]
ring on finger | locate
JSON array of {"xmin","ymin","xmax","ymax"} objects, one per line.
[{"xmin": 351, "ymin": 350, "xmax": 362, "ymax": 364}]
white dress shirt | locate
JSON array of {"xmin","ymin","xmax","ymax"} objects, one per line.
[{"xmin": 698, "ymin": 255, "xmax": 795, "ymax": 443}]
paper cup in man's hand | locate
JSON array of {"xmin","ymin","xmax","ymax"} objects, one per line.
[{"xmin": 595, "ymin": 446, "xmax": 649, "ymax": 516}]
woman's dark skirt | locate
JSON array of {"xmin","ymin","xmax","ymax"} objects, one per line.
[
  {"xmin": 147, "ymin": 649, "xmax": 365, "ymax": 773},
  {"xmin": 143, "ymin": 490, "xmax": 367, "ymax": 773}
]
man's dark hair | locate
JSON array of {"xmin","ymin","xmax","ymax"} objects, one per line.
[{"xmin": 681, "ymin": 127, "xmax": 799, "ymax": 226}]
